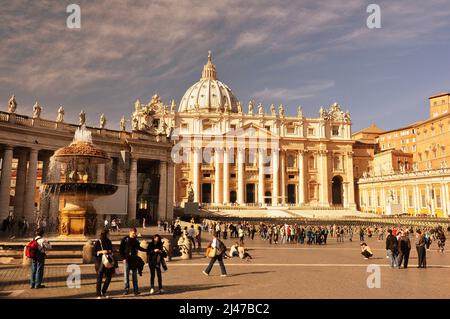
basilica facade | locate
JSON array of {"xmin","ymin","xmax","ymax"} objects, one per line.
[{"xmin": 145, "ymin": 52, "xmax": 356, "ymax": 209}]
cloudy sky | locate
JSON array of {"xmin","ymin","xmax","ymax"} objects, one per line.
[{"xmin": 1, "ymin": 0, "xmax": 450, "ymax": 131}]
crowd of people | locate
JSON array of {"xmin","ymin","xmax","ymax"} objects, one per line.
[{"xmin": 19, "ymin": 216, "xmax": 449, "ymax": 298}]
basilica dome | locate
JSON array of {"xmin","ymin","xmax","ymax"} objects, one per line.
[{"xmin": 178, "ymin": 51, "xmax": 239, "ymax": 113}]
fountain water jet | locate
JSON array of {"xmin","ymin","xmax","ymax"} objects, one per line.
[{"xmin": 40, "ymin": 125, "xmax": 118, "ymax": 238}]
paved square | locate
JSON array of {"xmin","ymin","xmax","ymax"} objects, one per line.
[{"xmin": 1, "ymin": 227, "xmax": 450, "ymax": 299}]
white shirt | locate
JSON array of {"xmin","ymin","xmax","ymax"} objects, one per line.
[
  {"xmin": 35, "ymin": 236, "xmax": 51, "ymax": 253},
  {"xmin": 188, "ymin": 228, "xmax": 195, "ymax": 237}
]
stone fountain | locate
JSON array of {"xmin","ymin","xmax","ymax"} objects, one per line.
[{"xmin": 40, "ymin": 125, "xmax": 118, "ymax": 238}]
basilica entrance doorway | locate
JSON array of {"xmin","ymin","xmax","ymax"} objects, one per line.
[
  {"xmin": 287, "ymin": 184, "xmax": 296, "ymax": 204},
  {"xmin": 246, "ymin": 184, "xmax": 255, "ymax": 204},
  {"xmin": 201, "ymin": 183, "xmax": 212, "ymax": 203},
  {"xmin": 331, "ymin": 175, "xmax": 343, "ymax": 205}
]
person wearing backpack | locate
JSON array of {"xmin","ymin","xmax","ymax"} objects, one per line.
[
  {"xmin": 202, "ymin": 234, "xmax": 228, "ymax": 277},
  {"xmin": 28, "ymin": 228, "xmax": 51, "ymax": 289},
  {"xmin": 93, "ymin": 229, "xmax": 115, "ymax": 298}
]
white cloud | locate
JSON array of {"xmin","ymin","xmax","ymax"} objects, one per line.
[{"xmin": 252, "ymin": 80, "xmax": 335, "ymax": 101}]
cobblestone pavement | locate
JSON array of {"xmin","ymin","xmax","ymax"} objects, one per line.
[{"xmin": 1, "ymin": 232, "xmax": 450, "ymax": 299}]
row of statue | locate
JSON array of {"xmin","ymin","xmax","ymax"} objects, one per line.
[{"xmin": 6, "ymin": 94, "xmax": 128, "ymax": 131}]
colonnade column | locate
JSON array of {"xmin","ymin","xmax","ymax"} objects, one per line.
[
  {"xmin": 440, "ymin": 183, "xmax": 447, "ymax": 218},
  {"xmin": 414, "ymin": 185, "xmax": 420, "ymax": 216},
  {"xmin": 14, "ymin": 149, "xmax": 27, "ymax": 217},
  {"xmin": 193, "ymin": 147, "xmax": 200, "ymax": 203},
  {"xmin": 97, "ymin": 164, "xmax": 105, "ymax": 184},
  {"xmin": 24, "ymin": 148, "xmax": 38, "ymax": 222},
  {"xmin": 297, "ymin": 150, "xmax": 305, "ymax": 205},
  {"xmin": 157, "ymin": 161, "xmax": 167, "ymax": 221},
  {"xmin": 445, "ymin": 183, "xmax": 450, "ymax": 218},
  {"xmin": 223, "ymin": 148, "xmax": 230, "ymax": 204},
  {"xmin": 237, "ymin": 147, "xmax": 245, "ymax": 204},
  {"xmin": 214, "ymin": 150, "xmax": 222, "ymax": 205},
  {"xmin": 39, "ymin": 152, "xmax": 52, "ymax": 221},
  {"xmin": 343, "ymin": 182, "xmax": 348, "ymax": 208},
  {"xmin": 318, "ymin": 149, "xmax": 329, "ymax": 206},
  {"xmin": 258, "ymin": 148, "xmax": 265, "ymax": 205},
  {"xmin": 116, "ymin": 153, "xmax": 127, "ymax": 185},
  {"xmin": 127, "ymin": 157, "xmax": 138, "ymax": 221},
  {"xmin": 280, "ymin": 150, "xmax": 286, "ymax": 205},
  {"xmin": 0, "ymin": 146, "xmax": 13, "ymax": 220},
  {"xmin": 346, "ymin": 151, "xmax": 355, "ymax": 208},
  {"xmin": 272, "ymin": 149, "xmax": 279, "ymax": 205},
  {"xmin": 166, "ymin": 162, "xmax": 174, "ymax": 220}
]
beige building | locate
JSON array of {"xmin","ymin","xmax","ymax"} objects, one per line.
[
  {"xmin": 358, "ymin": 92, "xmax": 450, "ymax": 217},
  {"xmin": 0, "ymin": 100, "xmax": 174, "ymax": 225},
  {"xmin": 158, "ymin": 52, "xmax": 356, "ymax": 209}
]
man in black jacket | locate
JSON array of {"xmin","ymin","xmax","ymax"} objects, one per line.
[
  {"xmin": 119, "ymin": 228, "xmax": 146, "ymax": 295},
  {"xmin": 385, "ymin": 229, "xmax": 399, "ymax": 268},
  {"xmin": 397, "ymin": 230, "xmax": 411, "ymax": 268}
]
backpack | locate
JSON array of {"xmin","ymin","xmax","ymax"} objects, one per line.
[{"xmin": 25, "ymin": 239, "xmax": 39, "ymax": 259}]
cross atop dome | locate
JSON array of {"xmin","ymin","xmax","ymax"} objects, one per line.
[{"xmin": 201, "ymin": 50, "xmax": 217, "ymax": 80}]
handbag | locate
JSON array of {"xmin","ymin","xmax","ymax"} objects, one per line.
[
  {"xmin": 100, "ymin": 240, "xmax": 114, "ymax": 269},
  {"xmin": 207, "ymin": 247, "xmax": 217, "ymax": 258}
]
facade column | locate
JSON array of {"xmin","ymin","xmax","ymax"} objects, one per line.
[
  {"xmin": 38, "ymin": 152, "xmax": 52, "ymax": 221},
  {"xmin": 116, "ymin": 154, "xmax": 127, "ymax": 185},
  {"xmin": 97, "ymin": 164, "xmax": 105, "ymax": 183},
  {"xmin": 445, "ymin": 183, "xmax": 450, "ymax": 218},
  {"xmin": 280, "ymin": 150, "xmax": 286, "ymax": 205},
  {"xmin": 237, "ymin": 147, "xmax": 245, "ymax": 204},
  {"xmin": 318, "ymin": 149, "xmax": 329, "ymax": 206},
  {"xmin": 426, "ymin": 184, "xmax": 434, "ymax": 216},
  {"xmin": 272, "ymin": 149, "xmax": 279, "ymax": 205},
  {"xmin": 346, "ymin": 151, "xmax": 356, "ymax": 207},
  {"xmin": 157, "ymin": 161, "xmax": 167, "ymax": 221},
  {"xmin": 14, "ymin": 149, "xmax": 28, "ymax": 217},
  {"xmin": 0, "ymin": 146, "xmax": 13, "ymax": 220},
  {"xmin": 343, "ymin": 182, "xmax": 348, "ymax": 208},
  {"xmin": 48, "ymin": 161, "xmax": 61, "ymax": 226},
  {"xmin": 258, "ymin": 148, "xmax": 265, "ymax": 205},
  {"xmin": 400, "ymin": 187, "xmax": 406, "ymax": 212},
  {"xmin": 223, "ymin": 148, "xmax": 230, "ymax": 204},
  {"xmin": 440, "ymin": 183, "xmax": 447, "ymax": 218},
  {"xmin": 166, "ymin": 162, "xmax": 174, "ymax": 220},
  {"xmin": 24, "ymin": 148, "xmax": 39, "ymax": 222},
  {"xmin": 127, "ymin": 157, "xmax": 138, "ymax": 221},
  {"xmin": 214, "ymin": 150, "xmax": 222, "ymax": 205},
  {"xmin": 297, "ymin": 150, "xmax": 305, "ymax": 205},
  {"xmin": 193, "ymin": 147, "xmax": 201, "ymax": 203},
  {"xmin": 414, "ymin": 185, "xmax": 420, "ymax": 216}
]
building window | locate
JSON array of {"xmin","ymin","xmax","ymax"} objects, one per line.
[
  {"xmin": 287, "ymin": 125, "xmax": 295, "ymax": 134},
  {"xmin": 308, "ymin": 128, "xmax": 315, "ymax": 136},
  {"xmin": 287, "ymin": 155, "xmax": 296, "ymax": 168},
  {"xmin": 308, "ymin": 155, "xmax": 316, "ymax": 170},
  {"xmin": 333, "ymin": 156, "xmax": 342, "ymax": 170},
  {"xmin": 332, "ymin": 125, "xmax": 340, "ymax": 136}
]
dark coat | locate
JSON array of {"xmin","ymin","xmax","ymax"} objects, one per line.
[
  {"xmin": 119, "ymin": 236, "xmax": 146, "ymax": 271},
  {"xmin": 146, "ymin": 240, "xmax": 167, "ymax": 267},
  {"xmin": 398, "ymin": 236, "xmax": 411, "ymax": 253},
  {"xmin": 385, "ymin": 234, "xmax": 398, "ymax": 252},
  {"xmin": 93, "ymin": 238, "xmax": 115, "ymax": 273}
]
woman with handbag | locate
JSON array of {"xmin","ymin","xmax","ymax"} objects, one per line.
[
  {"xmin": 202, "ymin": 234, "xmax": 228, "ymax": 277},
  {"xmin": 147, "ymin": 234, "xmax": 167, "ymax": 294},
  {"xmin": 93, "ymin": 229, "xmax": 115, "ymax": 299}
]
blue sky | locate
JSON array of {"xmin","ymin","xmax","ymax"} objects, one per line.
[{"xmin": 1, "ymin": 0, "xmax": 450, "ymax": 131}]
